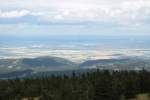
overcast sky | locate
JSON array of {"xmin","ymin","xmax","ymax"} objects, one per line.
[{"xmin": 0, "ymin": 0, "xmax": 150, "ymax": 36}]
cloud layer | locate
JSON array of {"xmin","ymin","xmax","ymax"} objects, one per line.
[
  {"xmin": 0, "ymin": 0, "xmax": 150, "ymax": 24},
  {"xmin": 0, "ymin": 0, "xmax": 150, "ymax": 36}
]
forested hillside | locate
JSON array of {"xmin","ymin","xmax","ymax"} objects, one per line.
[{"xmin": 0, "ymin": 70, "xmax": 150, "ymax": 100}]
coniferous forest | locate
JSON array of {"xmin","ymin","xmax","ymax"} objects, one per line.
[{"xmin": 0, "ymin": 70, "xmax": 150, "ymax": 100}]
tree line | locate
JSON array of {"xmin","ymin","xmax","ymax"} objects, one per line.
[{"xmin": 0, "ymin": 69, "xmax": 150, "ymax": 100}]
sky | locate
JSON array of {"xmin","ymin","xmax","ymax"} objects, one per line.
[{"xmin": 0, "ymin": 0, "xmax": 150, "ymax": 37}]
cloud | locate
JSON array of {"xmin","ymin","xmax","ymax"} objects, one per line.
[
  {"xmin": 0, "ymin": 10, "xmax": 30, "ymax": 18},
  {"xmin": 0, "ymin": 0, "xmax": 150, "ymax": 36},
  {"xmin": 0, "ymin": 0, "xmax": 149, "ymax": 26},
  {"xmin": 0, "ymin": 10, "xmax": 44, "ymax": 24}
]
